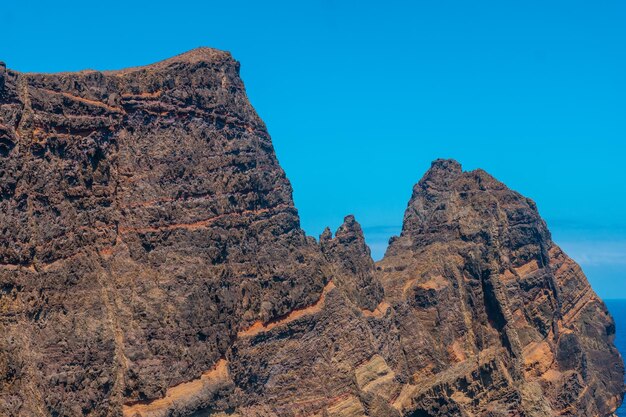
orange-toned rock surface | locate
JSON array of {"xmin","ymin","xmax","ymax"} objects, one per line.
[{"xmin": 0, "ymin": 50, "xmax": 622, "ymax": 416}]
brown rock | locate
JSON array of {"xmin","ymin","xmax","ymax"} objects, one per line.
[
  {"xmin": 0, "ymin": 51, "xmax": 622, "ymax": 417},
  {"xmin": 320, "ymin": 215, "xmax": 384, "ymax": 311},
  {"xmin": 378, "ymin": 159, "xmax": 623, "ymax": 416}
]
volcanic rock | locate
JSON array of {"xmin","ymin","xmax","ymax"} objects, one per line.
[{"xmin": 0, "ymin": 49, "xmax": 622, "ymax": 417}]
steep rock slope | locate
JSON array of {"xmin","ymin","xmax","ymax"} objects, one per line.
[
  {"xmin": 0, "ymin": 49, "xmax": 328, "ymax": 416},
  {"xmin": 0, "ymin": 50, "xmax": 622, "ymax": 417},
  {"xmin": 378, "ymin": 159, "xmax": 623, "ymax": 416}
]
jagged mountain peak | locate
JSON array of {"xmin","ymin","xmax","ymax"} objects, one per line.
[{"xmin": 0, "ymin": 50, "xmax": 621, "ymax": 417}]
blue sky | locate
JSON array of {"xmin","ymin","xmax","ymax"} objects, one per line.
[{"xmin": 1, "ymin": 1, "xmax": 625, "ymax": 297}]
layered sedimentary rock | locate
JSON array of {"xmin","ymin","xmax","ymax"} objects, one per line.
[
  {"xmin": 378, "ymin": 160, "xmax": 623, "ymax": 416},
  {"xmin": 0, "ymin": 49, "xmax": 622, "ymax": 417}
]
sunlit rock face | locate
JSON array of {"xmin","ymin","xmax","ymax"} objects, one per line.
[{"xmin": 0, "ymin": 49, "xmax": 622, "ymax": 417}]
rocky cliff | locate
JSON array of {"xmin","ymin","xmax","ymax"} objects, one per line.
[{"xmin": 0, "ymin": 49, "xmax": 622, "ymax": 417}]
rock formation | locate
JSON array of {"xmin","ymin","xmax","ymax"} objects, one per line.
[{"xmin": 0, "ymin": 48, "xmax": 622, "ymax": 417}]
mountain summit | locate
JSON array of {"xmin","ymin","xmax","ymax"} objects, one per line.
[{"xmin": 0, "ymin": 49, "xmax": 622, "ymax": 417}]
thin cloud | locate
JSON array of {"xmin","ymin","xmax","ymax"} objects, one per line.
[
  {"xmin": 363, "ymin": 223, "xmax": 626, "ymax": 267},
  {"xmin": 558, "ymin": 240, "xmax": 626, "ymax": 267}
]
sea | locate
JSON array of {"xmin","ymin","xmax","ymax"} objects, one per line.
[{"xmin": 605, "ymin": 299, "xmax": 626, "ymax": 417}]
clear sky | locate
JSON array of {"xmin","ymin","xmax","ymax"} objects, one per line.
[{"xmin": 1, "ymin": 1, "xmax": 625, "ymax": 298}]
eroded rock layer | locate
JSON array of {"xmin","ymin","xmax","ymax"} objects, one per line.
[{"xmin": 0, "ymin": 49, "xmax": 622, "ymax": 417}]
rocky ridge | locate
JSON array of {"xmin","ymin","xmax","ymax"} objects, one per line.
[{"xmin": 0, "ymin": 48, "xmax": 622, "ymax": 417}]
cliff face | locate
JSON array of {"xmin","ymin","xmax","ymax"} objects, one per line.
[
  {"xmin": 0, "ymin": 49, "xmax": 622, "ymax": 417},
  {"xmin": 378, "ymin": 160, "xmax": 623, "ymax": 416}
]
